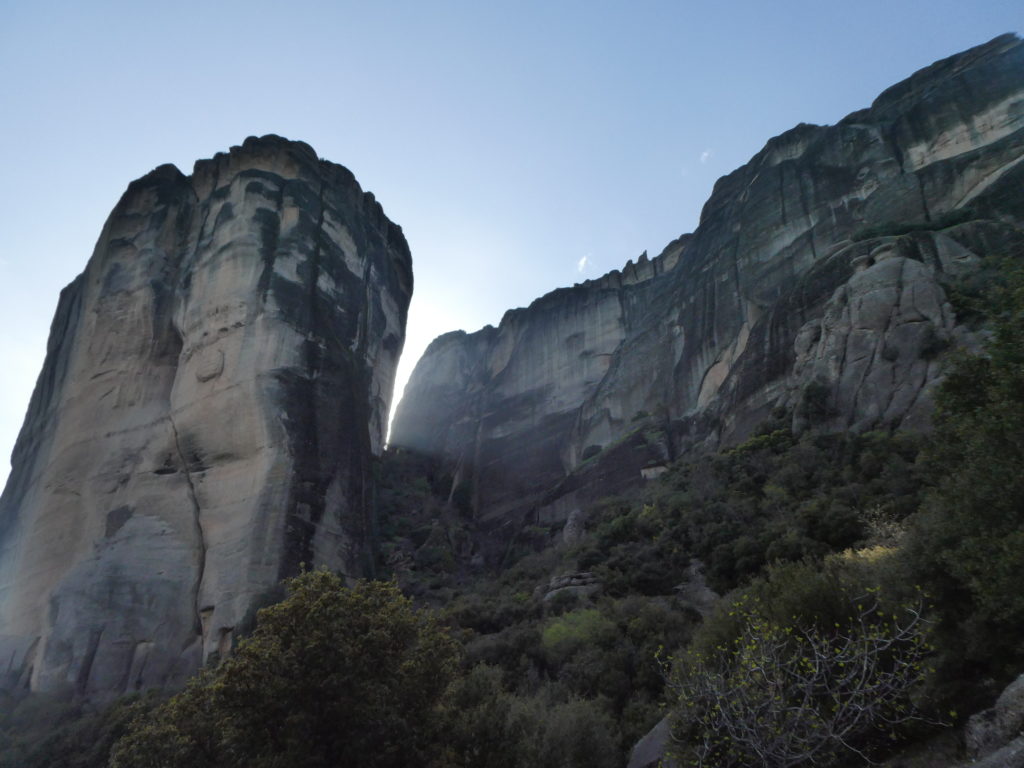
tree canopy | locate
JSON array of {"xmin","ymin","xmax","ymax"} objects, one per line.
[
  {"xmin": 908, "ymin": 256, "xmax": 1024, "ymax": 686},
  {"xmin": 109, "ymin": 571, "xmax": 459, "ymax": 768}
]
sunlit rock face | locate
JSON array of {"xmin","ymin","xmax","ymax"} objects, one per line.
[
  {"xmin": 0, "ymin": 136, "xmax": 412, "ymax": 697},
  {"xmin": 391, "ymin": 33, "xmax": 1024, "ymax": 538}
]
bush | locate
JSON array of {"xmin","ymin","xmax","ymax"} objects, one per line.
[
  {"xmin": 904, "ymin": 256, "xmax": 1024, "ymax": 691},
  {"xmin": 438, "ymin": 667, "xmax": 620, "ymax": 768},
  {"xmin": 580, "ymin": 429, "xmax": 924, "ymax": 595},
  {"xmin": 440, "ymin": 665, "xmax": 521, "ymax": 768},
  {"xmin": 665, "ymin": 580, "xmax": 935, "ymax": 767},
  {"xmin": 110, "ymin": 571, "xmax": 459, "ymax": 768},
  {"xmin": 530, "ymin": 697, "xmax": 619, "ymax": 768},
  {"xmin": 0, "ymin": 693, "xmax": 156, "ymax": 768},
  {"xmin": 541, "ymin": 609, "xmax": 616, "ymax": 667}
]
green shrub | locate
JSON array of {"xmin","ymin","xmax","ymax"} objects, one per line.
[
  {"xmin": 531, "ymin": 697, "xmax": 619, "ymax": 768},
  {"xmin": 666, "ymin": 562, "xmax": 937, "ymax": 767},
  {"xmin": 439, "ymin": 668, "xmax": 620, "ymax": 768},
  {"xmin": 440, "ymin": 665, "xmax": 521, "ymax": 768},
  {"xmin": 541, "ymin": 609, "xmax": 616, "ymax": 667},
  {"xmin": 904, "ymin": 256, "xmax": 1024, "ymax": 695},
  {"xmin": 0, "ymin": 693, "xmax": 156, "ymax": 768},
  {"xmin": 110, "ymin": 571, "xmax": 459, "ymax": 768}
]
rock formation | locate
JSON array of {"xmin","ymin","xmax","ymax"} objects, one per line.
[
  {"xmin": 964, "ymin": 673, "xmax": 1024, "ymax": 766},
  {"xmin": 0, "ymin": 136, "xmax": 413, "ymax": 697},
  {"xmin": 391, "ymin": 34, "xmax": 1024, "ymax": 542}
]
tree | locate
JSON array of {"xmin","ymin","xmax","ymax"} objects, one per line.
[
  {"xmin": 663, "ymin": 588, "xmax": 934, "ymax": 767},
  {"xmin": 110, "ymin": 571, "xmax": 459, "ymax": 768},
  {"xmin": 907, "ymin": 256, "xmax": 1024, "ymax": 681},
  {"xmin": 436, "ymin": 665, "xmax": 619, "ymax": 768}
]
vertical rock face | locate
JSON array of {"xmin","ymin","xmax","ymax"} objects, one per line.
[
  {"xmin": 391, "ymin": 34, "xmax": 1024, "ymax": 535},
  {"xmin": 0, "ymin": 136, "xmax": 413, "ymax": 697}
]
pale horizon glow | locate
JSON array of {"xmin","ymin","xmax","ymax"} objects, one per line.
[{"xmin": 1, "ymin": 2, "xmax": 1021, "ymax": 490}]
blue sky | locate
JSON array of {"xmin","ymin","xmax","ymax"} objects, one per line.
[{"xmin": 0, "ymin": 0, "xmax": 1020, "ymax": 488}]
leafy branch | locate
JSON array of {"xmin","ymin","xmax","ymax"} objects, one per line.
[{"xmin": 663, "ymin": 591, "xmax": 936, "ymax": 767}]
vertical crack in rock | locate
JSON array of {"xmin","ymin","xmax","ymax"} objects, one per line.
[
  {"xmin": 730, "ymin": 239, "xmax": 744, "ymax": 309},
  {"xmin": 848, "ymin": 292, "xmax": 875, "ymax": 425},
  {"xmin": 848, "ymin": 257, "xmax": 905, "ymax": 426},
  {"xmin": 168, "ymin": 414, "xmax": 206, "ymax": 639},
  {"xmin": 283, "ymin": 172, "xmax": 329, "ymax": 580},
  {"xmin": 306, "ymin": 173, "xmax": 328, "ymax": 533},
  {"xmin": 886, "ymin": 127, "xmax": 907, "ymax": 173},
  {"xmin": 915, "ymin": 172, "xmax": 933, "ymax": 221},
  {"xmin": 778, "ymin": 165, "xmax": 789, "ymax": 225},
  {"xmin": 190, "ymin": 163, "xmax": 221, "ymax": 274},
  {"xmin": 879, "ymin": 258, "xmax": 909, "ymax": 419},
  {"xmin": 256, "ymin": 183, "xmax": 285, "ymax": 301},
  {"xmin": 797, "ymin": 170, "xmax": 819, "ymax": 261},
  {"xmin": 470, "ymin": 408, "xmax": 486, "ymax": 514},
  {"xmin": 357, "ymin": 241, "xmax": 376, "ymax": 573},
  {"xmin": 75, "ymin": 627, "xmax": 104, "ymax": 696},
  {"xmin": 170, "ymin": 162, "xmax": 218, "ymax": 643},
  {"xmin": 832, "ymin": 295, "xmax": 851, "ymax": 423},
  {"xmin": 309, "ymin": 174, "xmax": 326, "ymax": 373},
  {"xmin": 357, "ymin": 256, "xmax": 373, "ymax": 355},
  {"xmin": 902, "ymin": 352, "xmax": 932, "ymax": 421}
]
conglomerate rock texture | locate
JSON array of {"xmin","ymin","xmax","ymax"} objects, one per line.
[
  {"xmin": 0, "ymin": 136, "xmax": 412, "ymax": 697},
  {"xmin": 391, "ymin": 34, "xmax": 1024, "ymax": 541}
]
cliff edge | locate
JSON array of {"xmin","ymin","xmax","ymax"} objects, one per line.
[{"xmin": 391, "ymin": 34, "xmax": 1024, "ymax": 540}]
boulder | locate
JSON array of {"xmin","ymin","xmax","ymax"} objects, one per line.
[
  {"xmin": 966, "ymin": 674, "xmax": 1024, "ymax": 760},
  {"xmin": 627, "ymin": 716, "xmax": 678, "ymax": 768},
  {"xmin": 540, "ymin": 571, "xmax": 601, "ymax": 603},
  {"xmin": 674, "ymin": 561, "xmax": 719, "ymax": 617}
]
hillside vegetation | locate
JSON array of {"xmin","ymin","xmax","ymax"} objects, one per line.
[{"xmin": 1, "ymin": 259, "xmax": 1021, "ymax": 767}]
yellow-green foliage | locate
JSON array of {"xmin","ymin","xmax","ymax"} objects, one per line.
[
  {"xmin": 541, "ymin": 609, "xmax": 616, "ymax": 666},
  {"xmin": 665, "ymin": 563, "xmax": 936, "ymax": 767}
]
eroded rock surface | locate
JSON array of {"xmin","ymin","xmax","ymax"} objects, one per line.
[
  {"xmin": 627, "ymin": 717, "xmax": 676, "ymax": 768},
  {"xmin": 0, "ymin": 136, "xmax": 412, "ymax": 697},
  {"xmin": 391, "ymin": 34, "xmax": 1024, "ymax": 540},
  {"xmin": 540, "ymin": 572, "xmax": 601, "ymax": 603},
  {"xmin": 966, "ymin": 674, "xmax": 1024, "ymax": 762}
]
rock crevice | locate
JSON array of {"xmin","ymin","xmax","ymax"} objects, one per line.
[{"xmin": 168, "ymin": 413, "xmax": 206, "ymax": 639}]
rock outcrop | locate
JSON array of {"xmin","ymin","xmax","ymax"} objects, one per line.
[
  {"xmin": 391, "ymin": 34, "xmax": 1024, "ymax": 541},
  {"xmin": 0, "ymin": 136, "xmax": 413, "ymax": 697},
  {"xmin": 964, "ymin": 674, "xmax": 1024, "ymax": 765},
  {"xmin": 626, "ymin": 716, "xmax": 676, "ymax": 768},
  {"xmin": 539, "ymin": 572, "xmax": 601, "ymax": 603}
]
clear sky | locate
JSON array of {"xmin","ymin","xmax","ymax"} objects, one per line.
[{"xmin": 0, "ymin": 0, "xmax": 1020, "ymax": 489}]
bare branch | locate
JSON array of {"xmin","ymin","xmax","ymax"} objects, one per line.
[{"xmin": 664, "ymin": 591, "xmax": 937, "ymax": 767}]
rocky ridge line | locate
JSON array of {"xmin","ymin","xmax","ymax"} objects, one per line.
[{"xmin": 390, "ymin": 33, "xmax": 1024, "ymax": 545}]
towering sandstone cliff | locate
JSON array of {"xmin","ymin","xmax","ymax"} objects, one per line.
[
  {"xmin": 391, "ymin": 34, "xmax": 1024, "ymax": 538},
  {"xmin": 0, "ymin": 136, "xmax": 412, "ymax": 697}
]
